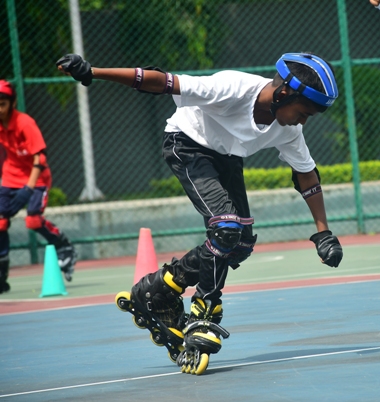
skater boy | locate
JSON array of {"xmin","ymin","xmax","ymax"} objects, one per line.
[
  {"xmin": 57, "ymin": 52, "xmax": 343, "ymax": 373},
  {"xmin": 0, "ymin": 80, "xmax": 77, "ymax": 293}
]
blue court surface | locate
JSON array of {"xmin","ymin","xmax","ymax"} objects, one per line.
[{"xmin": 1, "ymin": 279, "xmax": 380, "ymax": 401}]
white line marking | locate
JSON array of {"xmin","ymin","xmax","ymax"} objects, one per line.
[
  {"xmin": 1, "ymin": 346, "xmax": 379, "ymax": 398},
  {"xmin": 228, "ymin": 266, "xmax": 380, "ymax": 285},
  {"xmin": 254, "ymin": 255, "xmax": 284, "ymax": 263}
]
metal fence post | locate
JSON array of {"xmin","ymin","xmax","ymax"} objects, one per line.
[
  {"xmin": 336, "ymin": 0, "xmax": 365, "ymax": 233},
  {"xmin": 6, "ymin": 0, "xmax": 24, "ymax": 111},
  {"xmin": 6, "ymin": 0, "xmax": 39, "ymax": 263},
  {"xmin": 69, "ymin": 0, "xmax": 103, "ymax": 201}
]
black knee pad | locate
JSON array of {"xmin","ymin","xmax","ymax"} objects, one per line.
[
  {"xmin": 205, "ymin": 214, "xmax": 254, "ymax": 258},
  {"xmin": 208, "ymin": 223, "xmax": 243, "ymax": 251},
  {"xmin": 206, "ymin": 217, "xmax": 243, "ymax": 258}
]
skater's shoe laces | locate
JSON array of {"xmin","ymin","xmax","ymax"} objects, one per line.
[
  {"xmin": 149, "ymin": 292, "xmax": 186, "ymax": 330},
  {"xmin": 183, "ymin": 298, "xmax": 228, "ymax": 355},
  {"xmin": 190, "ymin": 298, "xmax": 223, "ymax": 323},
  {"xmin": 189, "ymin": 299, "xmax": 223, "ymax": 339},
  {"xmin": 133, "ymin": 270, "xmax": 187, "ymax": 331}
]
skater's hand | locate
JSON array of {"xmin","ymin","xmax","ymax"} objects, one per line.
[
  {"xmin": 9, "ymin": 186, "xmax": 34, "ymax": 217},
  {"xmin": 310, "ymin": 230, "xmax": 343, "ymax": 268},
  {"xmin": 56, "ymin": 54, "xmax": 93, "ymax": 86}
]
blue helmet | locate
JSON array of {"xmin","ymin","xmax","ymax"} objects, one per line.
[{"xmin": 275, "ymin": 53, "xmax": 338, "ymax": 107}]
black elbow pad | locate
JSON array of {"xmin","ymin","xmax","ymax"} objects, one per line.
[{"xmin": 292, "ymin": 167, "xmax": 321, "ymax": 194}]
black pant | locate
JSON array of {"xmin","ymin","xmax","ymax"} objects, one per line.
[
  {"xmin": 0, "ymin": 186, "xmax": 62, "ymax": 257},
  {"xmin": 162, "ymin": 132, "xmax": 253, "ymax": 302}
]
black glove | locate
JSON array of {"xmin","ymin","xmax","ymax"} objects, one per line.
[
  {"xmin": 56, "ymin": 54, "xmax": 93, "ymax": 86},
  {"xmin": 310, "ymin": 230, "xmax": 343, "ymax": 268},
  {"xmin": 9, "ymin": 186, "xmax": 34, "ymax": 217}
]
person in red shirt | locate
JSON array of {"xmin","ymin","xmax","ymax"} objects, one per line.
[{"xmin": 0, "ymin": 80, "xmax": 77, "ymax": 293}]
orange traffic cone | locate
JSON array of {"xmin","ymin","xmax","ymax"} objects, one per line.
[{"xmin": 133, "ymin": 228, "xmax": 159, "ymax": 284}]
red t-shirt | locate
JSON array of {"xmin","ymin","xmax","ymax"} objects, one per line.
[{"xmin": 0, "ymin": 110, "xmax": 52, "ymax": 188}]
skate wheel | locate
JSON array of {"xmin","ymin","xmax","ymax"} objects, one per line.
[
  {"xmin": 132, "ymin": 315, "xmax": 146, "ymax": 329},
  {"xmin": 115, "ymin": 291, "xmax": 132, "ymax": 312},
  {"xmin": 150, "ymin": 330, "xmax": 164, "ymax": 347},
  {"xmin": 177, "ymin": 344, "xmax": 185, "ymax": 352},
  {"xmin": 168, "ymin": 351, "xmax": 181, "ymax": 363},
  {"xmin": 194, "ymin": 353, "xmax": 209, "ymax": 375}
]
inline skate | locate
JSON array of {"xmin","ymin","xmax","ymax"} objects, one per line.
[
  {"xmin": 177, "ymin": 298, "xmax": 230, "ymax": 375},
  {"xmin": 115, "ymin": 268, "xmax": 188, "ymax": 362},
  {"xmin": 55, "ymin": 234, "xmax": 77, "ymax": 282},
  {"xmin": 0, "ymin": 255, "xmax": 10, "ymax": 294}
]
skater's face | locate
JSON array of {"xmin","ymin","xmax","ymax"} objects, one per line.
[
  {"xmin": 0, "ymin": 99, "xmax": 13, "ymax": 125},
  {"xmin": 275, "ymin": 102, "xmax": 318, "ymax": 127}
]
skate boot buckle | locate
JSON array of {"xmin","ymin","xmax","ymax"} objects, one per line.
[{"xmin": 183, "ymin": 320, "xmax": 230, "ymax": 339}]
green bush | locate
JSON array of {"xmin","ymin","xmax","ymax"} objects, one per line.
[
  {"xmin": 150, "ymin": 176, "xmax": 186, "ymax": 197},
  {"xmin": 358, "ymin": 161, "xmax": 380, "ymax": 182},
  {"xmin": 243, "ymin": 166, "xmax": 292, "ymax": 190},
  {"xmin": 48, "ymin": 187, "xmax": 68, "ymax": 206},
  {"xmin": 317, "ymin": 161, "xmax": 380, "ymax": 185},
  {"xmin": 150, "ymin": 160, "xmax": 380, "ymax": 196},
  {"xmin": 246, "ymin": 161, "xmax": 380, "ymax": 189}
]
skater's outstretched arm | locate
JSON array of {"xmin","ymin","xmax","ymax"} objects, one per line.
[{"xmin": 56, "ymin": 54, "xmax": 181, "ymax": 95}]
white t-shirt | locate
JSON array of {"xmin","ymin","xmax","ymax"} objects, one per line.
[{"xmin": 165, "ymin": 70, "xmax": 316, "ymax": 173}]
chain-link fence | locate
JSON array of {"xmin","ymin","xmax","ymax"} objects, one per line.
[{"xmin": 2, "ymin": 0, "xmax": 380, "ymax": 264}]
